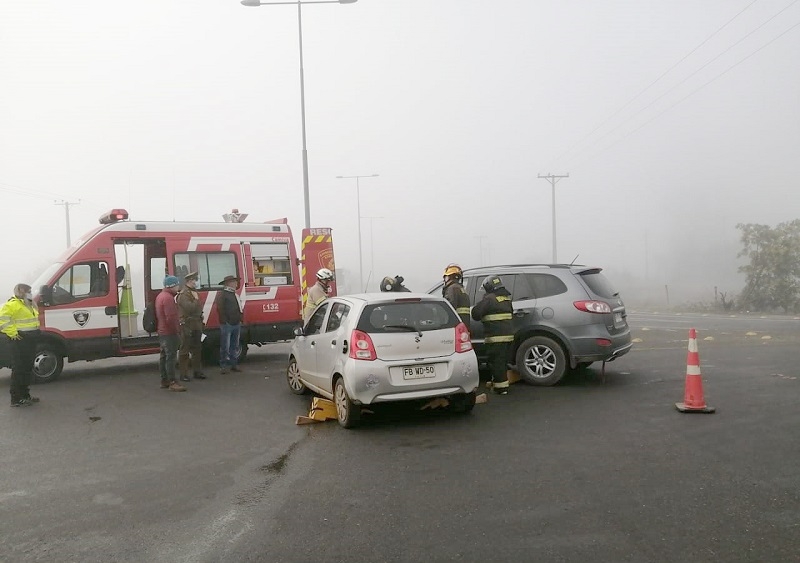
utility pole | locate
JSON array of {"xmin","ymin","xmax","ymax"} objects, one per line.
[
  {"xmin": 362, "ymin": 216, "xmax": 384, "ymax": 289},
  {"xmin": 54, "ymin": 200, "xmax": 80, "ymax": 248},
  {"xmin": 537, "ymin": 173, "xmax": 569, "ymax": 263},
  {"xmin": 475, "ymin": 235, "xmax": 488, "ymax": 266}
]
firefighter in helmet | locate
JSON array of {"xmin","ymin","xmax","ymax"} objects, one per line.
[
  {"xmin": 303, "ymin": 268, "xmax": 334, "ymax": 321},
  {"xmin": 471, "ymin": 275, "xmax": 513, "ymax": 394},
  {"xmin": 380, "ymin": 275, "xmax": 410, "ymax": 292},
  {"xmin": 442, "ymin": 264, "xmax": 471, "ymax": 332}
]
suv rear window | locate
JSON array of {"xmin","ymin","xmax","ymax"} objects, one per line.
[
  {"xmin": 358, "ymin": 300, "xmax": 459, "ymax": 334},
  {"xmin": 579, "ymin": 270, "xmax": 618, "ymax": 299}
]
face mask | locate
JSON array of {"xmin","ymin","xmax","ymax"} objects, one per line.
[{"xmin": 24, "ymin": 292, "xmax": 32, "ymax": 301}]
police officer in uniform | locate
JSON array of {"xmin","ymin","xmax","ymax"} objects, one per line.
[
  {"xmin": 0, "ymin": 283, "xmax": 41, "ymax": 406},
  {"xmin": 177, "ymin": 271, "xmax": 205, "ymax": 381},
  {"xmin": 442, "ymin": 264, "xmax": 471, "ymax": 332},
  {"xmin": 471, "ymin": 275, "xmax": 513, "ymax": 394}
]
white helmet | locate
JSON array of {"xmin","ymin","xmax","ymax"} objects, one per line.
[{"xmin": 316, "ymin": 268, "xmax": 334, "ymax": 282}]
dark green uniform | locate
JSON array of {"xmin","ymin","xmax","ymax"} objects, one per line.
[
  {"xmin": 471, "ymin": 287, "xmax": 513, "ymax": 392},
  {"xmin": 177, "ymin": 286, "xmax": 204, "ymax": 379}
]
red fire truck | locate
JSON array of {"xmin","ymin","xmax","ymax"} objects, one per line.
[{"xmin": 0, "ymin": 209, "xmax": 336, "ymax": 382}]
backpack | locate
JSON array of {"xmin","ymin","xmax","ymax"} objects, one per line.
[{"xmin": 143, "ymin": 302, "xmax": 158, "ymax": 333}]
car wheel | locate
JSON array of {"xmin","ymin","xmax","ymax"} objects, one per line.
[
  {"xmin": 334, "ymin": 377, "xmax": 361, "ymax": 428},
  {"xmin": 450, "ymin": 391, "xmax": 476, "ymax": 414},
  {"xmin": 32, "ymin": 344, "xmax": 64, "ymax": 384},
  {"xmin": 286, "ymin": 357, "xmax": 308, "ymax": 395},
  {"xmin": 516, "ymin": 336, "xmax": 566, "ymax": 386}
]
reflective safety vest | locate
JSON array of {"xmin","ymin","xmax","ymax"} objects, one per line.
[
  {"xmin": 471, "ymin": 289, "xmax": 514, "ymax": 343},
  {"xmin": 0, "ymin": 297, "xmax": 39, "ymax": 338}
]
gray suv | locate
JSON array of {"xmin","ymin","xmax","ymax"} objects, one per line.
[{"xmin": 429, "ymin": 264, "xmax": 632, "ymax": 385}]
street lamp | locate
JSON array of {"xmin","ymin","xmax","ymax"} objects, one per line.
[
  {"xmin": 241, "ymin": 0, "xmax": 358, "ymax": 229},
  {"xmin": 336, "ymin": 174, "xmax": 378, "ymax": 292}
]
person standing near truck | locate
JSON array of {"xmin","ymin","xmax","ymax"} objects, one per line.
[
  {"xmin": 472, "ymin": 275, "xmax": 513, "ymax": 395},
  {"xmin": 216, "ymin": 275, "xmax": 243, "ymax": 374},
  {"xmin": 156, "ymin": 275, "xmax": 186, "ymax": 392},
  {"xmin": 303, "ymin": 268, "xmax": 334, "ymax": 322},
  {"xmin": 177, "ymin": 271, "xmax": 205, "ymax": 382},
  {"xmin": 0, "ymin": 283, "xmax": 41, "ymax": 407}
]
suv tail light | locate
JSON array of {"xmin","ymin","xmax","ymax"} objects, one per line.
[
  {"xmin": 349, "ymin": 329, "xmax": 377, "ymax": 361},
  {"xmin": 573, "ymin": 300, "xmax": 612, "ymax": 314},
  {"xmin": 455, "ymin": 322, "xmax": 473, "ymax": 353}
]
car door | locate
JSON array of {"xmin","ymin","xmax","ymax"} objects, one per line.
[
  {"xmin": 312, "ymin": 301, "xmax": 352, "ymax": 393},
  {"xmin": 295, "ymin": 302, "xmax": 329, "ymax": 389}
]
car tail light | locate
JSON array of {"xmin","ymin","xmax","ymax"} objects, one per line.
[
  {"xmin": 573, "ymin": 300, "xmax": 612, "ymax": 314},
  {"xmin": 349, "ymin": 330, "xmax": 377, "ymax": 361},
  {"xmin": 596, "ymin": 338, "xmax": 612, "ymax": 347},
  {"xmin": 455, "ymin": 322, "xmax": 473, "ymax": 353}
]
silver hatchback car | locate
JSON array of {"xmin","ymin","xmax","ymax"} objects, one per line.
[{"xmin": 287, "ymin": 293, "xmax": 480, "ymax": 428}]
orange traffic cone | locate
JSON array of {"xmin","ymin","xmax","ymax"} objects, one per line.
[{"xmin": 675, "ymin": 328, "xmax": 715, "ymax": 413}]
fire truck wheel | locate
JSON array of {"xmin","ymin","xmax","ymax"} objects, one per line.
[
  {"xmin": 286, "ymin": 357, "xmax": 308, "ymax": 395},
  {"xmin": 33, "ymin": 343, "xmax": 64, "ymax": 384},
  {"xmin": 237, "ymin": 343, "xmax": 248, "ymax": 363}
]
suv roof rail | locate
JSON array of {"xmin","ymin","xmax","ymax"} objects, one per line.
[{"xmin": 464, "ymin": 263, "xmax": 586, "ymax": 272}]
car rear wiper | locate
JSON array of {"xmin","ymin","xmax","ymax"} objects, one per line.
[{"xmin": 384, "ymin": 325, "xmax": 423, "ymax": 337}]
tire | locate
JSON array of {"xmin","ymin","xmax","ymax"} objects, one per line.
[
  {"xmin": 450, "ymin": 391, "xmax": 476, "ymax": 414},
  {"xmin": 32, "ymin": 343, "xmax": 64, "ymax": 384},
  {"xmin": 237, "ymin": 343, "xmax": 248, "ymax": 363},
  {"xmin": 516, "ymin": 336, "xmax": 566, "ymax": 386},
  {"xmin": 286, "ymin": 357, "xmax": 308, "ymax": 395},
  {"xmin": 334, "ymin": 377, "xmax": 361, "ymax": 428}
]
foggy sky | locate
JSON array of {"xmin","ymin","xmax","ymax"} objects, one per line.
[{"xmin": 1, "ymin": 0, "xmax": 798, "ymax": 306}]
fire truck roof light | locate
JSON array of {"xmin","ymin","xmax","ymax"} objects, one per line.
[{"xmin": 99, "ymin": 209, "xmax": 129, "ymax": 224}]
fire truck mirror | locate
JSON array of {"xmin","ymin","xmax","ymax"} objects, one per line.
[{"xmin": 39, "ymin": 285, "xmax": 53, "ymax": 306}]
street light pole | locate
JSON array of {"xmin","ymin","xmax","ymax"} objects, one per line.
[
  {"xmin": 537, "ymin": 173, "xmax": 569, "ymax": 263},
  {"xmin": 336, "ymin": 174, "xmax": 378, "ymax": 292},
  {"xmin": 241, "ymin": 0, "xmax": 358, "ymax": 229}
]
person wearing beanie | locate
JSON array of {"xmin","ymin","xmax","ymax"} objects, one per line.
[{"xmin": 155, "ymin": 275, "xmax": 186, "ymax": 392}]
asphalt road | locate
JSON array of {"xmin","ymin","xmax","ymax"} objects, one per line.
[{"xmin": 1, "ymin": 313, "xmax": 798, "ymax": 562}]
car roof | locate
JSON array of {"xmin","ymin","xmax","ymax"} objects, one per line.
[
  {"xmin": 462, "ymin": 264, "xmax": 602, "ymax": 275},
  {"xmin": 332, "ymin": 292, "xmax": 448, "ymax": 305}
]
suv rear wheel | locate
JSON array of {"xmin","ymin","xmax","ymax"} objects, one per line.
[{"xmin": 516, "ymin": 336, "xmax": 566, "ymax": 386}]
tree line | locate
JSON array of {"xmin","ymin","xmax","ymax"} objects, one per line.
[{"xmin": 737, "ymin": 219, "xmax": 800, "ymax": 314}]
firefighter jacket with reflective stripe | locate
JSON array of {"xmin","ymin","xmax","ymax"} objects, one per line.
[
  {"xmin": 471, "ymin": 288, "xmax": 513, "ymax": 343},
  {"xmin": 0, "ymin": 297, "xmax": 39, "ymax": 338},
  {"xmin": 303, "ymin": 282, "xmax": 328, "ymax": 321},
  {"xmin": 443, "ymin": 281, "xmax": 471, "ymax": 329}
]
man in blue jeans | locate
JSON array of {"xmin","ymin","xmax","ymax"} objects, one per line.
[
  {"xmin": 156, "ymin": 275, "xmax": 186, "ymax": 391},
  {"xmin": 215, "ymin": 275, "xmax": 242, "ymax": 374}
]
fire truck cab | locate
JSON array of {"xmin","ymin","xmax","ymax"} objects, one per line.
[{"xmin": 0, "ymin": 209, "xmax": 336, "ymax": 383}]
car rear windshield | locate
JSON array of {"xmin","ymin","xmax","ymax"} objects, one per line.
[
  {"xmin": 358, "ymin": 300, "xmax": 459, "ymax": 334},
  {"xmin": 578, "ymin": 271, "xmax": 618, "ymax": 299}
]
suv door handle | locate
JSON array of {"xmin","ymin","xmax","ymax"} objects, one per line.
[{"xmin": 513, "ymin": 310, "xmax": 530, "ymax": 317}]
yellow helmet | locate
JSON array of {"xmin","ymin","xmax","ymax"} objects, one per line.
[{"xmin": 443, "ymin": 263, "xmax": 463, "ymax": 278}]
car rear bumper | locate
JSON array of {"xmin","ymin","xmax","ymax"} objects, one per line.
[{"xmin": 346, "ymin": 353, "xmax": 480, "ymax": 405}]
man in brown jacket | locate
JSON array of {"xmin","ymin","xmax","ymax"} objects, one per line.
[{"xmin": 177, "ymin": 271, "xmax": 205, "ymax": 381}]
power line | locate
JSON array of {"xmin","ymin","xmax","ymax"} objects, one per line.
[
  {"xmin": 546, "ymin": 0, "xmax": 762, "ymax": 170},
  {"xmin": 566, "ymin": 0, "xmax": 800, "ymax": 166},
  {"xmin": 0, "ymin": 181, "xmax": 74, "ymax": 202},
  {"xmin": 584, "ymin": 19, "xmax": 800, "ymax": 163}
]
